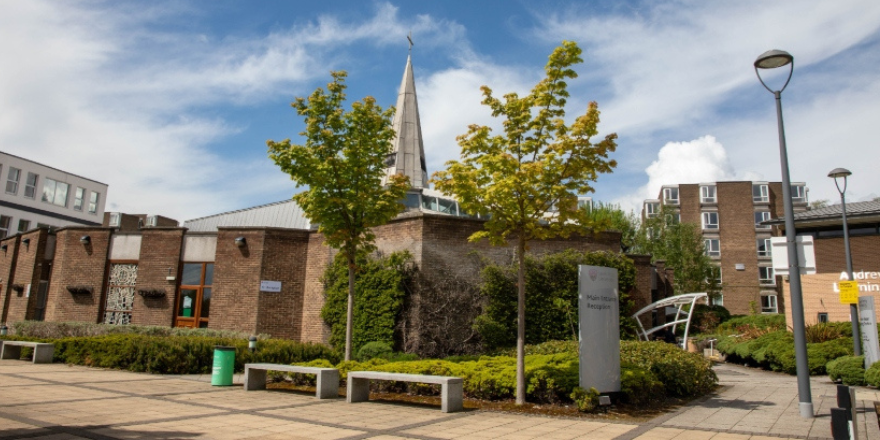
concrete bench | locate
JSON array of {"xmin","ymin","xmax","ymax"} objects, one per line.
[
  {"xmin": 0, "ymin": 341, "xmax": 54, "ymax": 363},
  {"xmin": 244, "ymin": 363, "xmax": 339, "ymax": 399},
  {"xmin": 347, "ymin": 371, "xmax": 463, "ymax": 413}
]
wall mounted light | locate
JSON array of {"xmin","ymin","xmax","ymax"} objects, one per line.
[
  {"xmin": 80, "ymin": 235, "xmax": 91, "ymax": 245},
  {"xmin": 21, "ymin": 238, "xmax": 30, "ymax": 249},
  {"xmin": 1, "ymin": 244, "xmax": 7, "ymax": 252},
  {"xmin": 234, "ymin": 237, "xmax": 247, "ymax": 248}
]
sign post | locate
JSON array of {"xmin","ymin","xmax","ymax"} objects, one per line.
[
  {"xmin": 578, "ymin": 265, "xmax": 620, "ymax": 393},
  {"xmin": 858, "ymin": 296, "xmax": 880, "ymax": 369}
]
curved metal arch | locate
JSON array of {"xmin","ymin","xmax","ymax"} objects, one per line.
[{"xmin": 632, "ymin": 292, "xmax": 709, "ymax": 350}]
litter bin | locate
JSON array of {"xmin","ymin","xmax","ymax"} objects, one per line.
[{"xmin": 211, "ymin": 346, "xmax": 236, "ymax": 386}]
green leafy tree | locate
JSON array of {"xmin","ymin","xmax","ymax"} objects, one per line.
[
  {"xmin": 432, "ymin": 41, "xmax": 617, "ymax": 404},
  {"xmin": 584, "ymin": 201, "xmax": 640, "ymax": 252},
  {"xmin": 635, "ymin": 206, "xmax": 721, "ymax": 297},
  {"xmin": 268, "ymin": 71, "xmax": 410, "ymax": 361}
]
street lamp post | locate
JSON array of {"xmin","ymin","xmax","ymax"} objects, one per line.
[
  {"xmin": 828, "ymin": 167, "xmax": 861, "ymax": 356},
  {"xmin": 754, "ymin": 49, "xmax": 813, "ymax": 418}
]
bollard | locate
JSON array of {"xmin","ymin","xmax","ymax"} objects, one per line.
[
  {"xmin": 834, "ymin": 385, "xmax": 858, "ymax": 440},
  {"xmin": 830, "ymin": 408, "xmax": 850, "ymax": 440},
  {"xmin": 0, "ymin": 324, "xmax": 7, "ymax": 336}
]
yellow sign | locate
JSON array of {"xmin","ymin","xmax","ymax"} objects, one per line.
[{"xmin": 839, "ymin": 281, "xmax": 859, "ymax": 304}]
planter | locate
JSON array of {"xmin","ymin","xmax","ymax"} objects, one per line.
[
  {"xmin": 138, "ymin": 288, "xmax": 166, "ymax": 298},
  {"xmin": 66, "ymin": 285, "xmax": 93, "ymax": 295}
]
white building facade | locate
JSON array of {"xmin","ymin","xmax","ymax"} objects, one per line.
[{"xmin": 0, "ymin": 151, "xmax": 108, "ymax": 237}]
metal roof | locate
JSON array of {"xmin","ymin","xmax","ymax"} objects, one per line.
[
  {"xmin": 183, "ymin": 199, "xmax": 310, "ymax": 232},
  {"xmin": 764, "ymin": 199, "xmax": 880, "ymax": 227}
]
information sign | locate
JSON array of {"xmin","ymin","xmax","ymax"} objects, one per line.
[
  {"xmin": 578, "ymin": 265, "xmax": 621, "ymax": 393},
  {"xmin": 260, "ymin": 280, "xmax": 282, "ymax": 293},
  {"xmin": 838, "ymin": 281, "xmax": 859, "ymax": 304}
]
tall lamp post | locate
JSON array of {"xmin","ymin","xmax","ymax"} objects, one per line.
[
  {"xmin": 754, "ymin": 49, "xmax": 813, "ymax": 418},
  {"xmin": 828, "ymin": 167, "xmax": 861, "ymax": 355}
]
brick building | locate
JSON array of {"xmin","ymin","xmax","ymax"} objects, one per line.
[
  {"xmin": 0, "ymin": 213, "xmax": 669, "ymax": 355},
  {"xmin": 771, "ymin": 200, "xmax": 880, "ymax": 326},
  {"xmin": 643, "ymin": 181, "xmax": 809, "ymax": 315}
]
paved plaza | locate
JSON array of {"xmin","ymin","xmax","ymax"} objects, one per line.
[{"xmin": 0, "ymin": 359, "xmax": 878, "ymax": 439}]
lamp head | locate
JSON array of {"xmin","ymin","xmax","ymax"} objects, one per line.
[
  {"xmin": 234, "ymin": 236, "xmax": 247, "ymax": 248},
  {"xmin": 754, "ymin": 49, "xmax": 794, "ymax": 94},
  {"xmin": 754, "ymin": 49, "xmax": 793, "ymax": 69},
  {"xmin": 827, "ymin": 168, "xmax": 852, "ymax": 179},
  {"xmin": 22, "ymin": 238, "xmax": 30, "ymax": 247},
  {"xmin": 79, "ymin": 235, "xmax": 91, "ymax": 245}
]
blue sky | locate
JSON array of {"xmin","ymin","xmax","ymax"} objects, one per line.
[{"xmin": 1, "ymin": 0, "xmax": 879, "ymax": 221}]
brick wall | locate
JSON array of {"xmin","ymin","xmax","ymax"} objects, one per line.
[
  {"xmin": 44, "ymin": 228, "xmax": 111, "ymax": 323},
  {"xmin": 0, "ymin": 236, "xmax": 20, "ymax": 324},
  {"xmin": 133, "ymin": 228, "xmax": 185, "ymax": 326},
  {"xmin": 255, "ymin": 228, "xmax": 310, "ymax": 339},
  {"xmin": 300, "ymin": 232, "xmax": 333, "ymax": 343},
  {"xmin": 211, "ymin": 229, "xmax": 263, "ymax": 334},
  {"xmin": 715, "ymin": 182, "xmax": 763, "ymax": 314},
  {"xmin": 5, "ymin": 229, "xmax": 50, "ymax": 323}
]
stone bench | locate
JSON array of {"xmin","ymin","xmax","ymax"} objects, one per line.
[
  {"xmin": 347, "ymin": 371, "xmax": 463, "ymax": 413},
  {"xmin": 0, "ymin": 341, "xmax": 54, "ymax": 363},
  {"xmin": 244, "ymin": 363, "xmax": 339, "ymax": 399}
]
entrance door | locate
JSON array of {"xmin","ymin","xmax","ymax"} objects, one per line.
[{"xmin": 174, "ymin": 263, "xmax": 213, "ymax": 328}]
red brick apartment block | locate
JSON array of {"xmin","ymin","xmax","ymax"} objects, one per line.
[{"xmin": 644, "ymin": 181, "xmax": 808, "ymax": 315}]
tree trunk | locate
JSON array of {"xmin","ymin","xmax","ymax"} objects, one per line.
[
  {"xmin": 345, "ymin": 255, "xmax": 355, "ymax": 362},
  {"xmin": 516, "ymin": 235, "xmax": 526, "ymax": 405}
]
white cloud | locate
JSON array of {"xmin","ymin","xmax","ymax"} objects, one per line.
[
  {"xmin": 643, "ymin": 136, "xmax": 736, "ymax": 198},
  {"xmin": 0, "ymin": 1, "xmax": 464, "ymax": 221}
]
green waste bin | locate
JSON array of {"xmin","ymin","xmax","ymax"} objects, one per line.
[{"xmin": 211, "ymin": 346, "xmax": 235, "ymax": 386}]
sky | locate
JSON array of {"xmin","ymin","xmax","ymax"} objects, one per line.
[{"xmin": 1, "ymin": 0, "xmax": 879, "ymax": 222}]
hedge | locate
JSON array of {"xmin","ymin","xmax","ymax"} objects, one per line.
[
  {"xmin": 716, "ymin": 330, "xmax": 853, "ymax": 375},
  {"xmin": 866, "ymin": 361, "xmax": 880, "ymax": 387},
  {"xmin": 1, "ymin": 334, "xmax": 338, "ymax": 373}
]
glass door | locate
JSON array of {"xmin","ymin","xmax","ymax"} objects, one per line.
[{"xmin": 174, "ymin": 263, "xmax": 213, "ymax": 328}]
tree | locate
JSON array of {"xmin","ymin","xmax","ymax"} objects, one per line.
[
  {"xmin": 635, "ymin": 206, "xmax": 721, "ymax": 297},
  {"xmin": 809, "ymin": 199, "xmax": 829, "ymax": 210},
  {"xmin": 267, "ymin": 71, "xmax": 410, "ymax": 361},
  {"xmin": 432, "ymin": 41, "xmax": 617, "ymax": 405},
  {"xmin": 585, "ymin": 201, "xmax": 640, "ymax": 252}
]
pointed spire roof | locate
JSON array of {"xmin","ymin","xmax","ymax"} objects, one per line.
[{"xmin": 383, "ymin": 53, "xmax": 428, "ymax": 189}]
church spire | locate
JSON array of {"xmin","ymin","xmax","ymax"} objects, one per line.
[{"xmin": 383, "ymin": 39, "xmax": 428, "ymax": 189}]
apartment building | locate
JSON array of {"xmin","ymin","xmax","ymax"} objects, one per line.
[
  {"xmin": 0, "ymin": 151, "xmax": 108, "ymax": 237},
  {"xmin": 643, "ymin": 181, "xmax": 809, "ymax": 315}
]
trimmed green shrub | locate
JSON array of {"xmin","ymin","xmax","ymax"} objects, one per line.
[
  {"xmin": 570, "ymin": 386, "xmax": 600, "ymax": 412},
  {"xmin": 3, "ymin": 334, "xmax": 338, "ymax": 373},
  {"xmin": 11, "ymin": 321, "xmax": 263, "ymax": 340},
  {"xmin": 321, "ymin": 251, "xmax": 415, "ymax": 355},
  {"xmin": 826, "ymin": 355, "xmax": 865, "ymax": 386},
  {"xmin": 620, "ymin": 366, "xmax": 665, "ymax": 406},
  {"xmin": 619, "ymin": 340, "xmax": 717, "ymax": 397},
  {"xmin": 866, "ymin": 361, "xmax": 880, "ymax": 387},
  {"xmin": 475, "ymin": 250, "xmax": 638, "ymax": 350},
  {"xmin": 717, "ymin": 329, "xmax": 853, "ymax": 375},
  {"xmin": 716, "ymin": 314, "xmax": 785, "ymax": 333},
  {"xmin": 357, "ymin": 341, "xmax": 393, "ymax": 361}
]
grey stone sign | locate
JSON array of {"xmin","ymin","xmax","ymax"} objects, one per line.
[
  {"xmin": 858, "ymin": 296, "xmax": 880, "ymax": 368},
  {"xmin": 578, "ymin": 265, "xmax": 621, "ymax": 393}
]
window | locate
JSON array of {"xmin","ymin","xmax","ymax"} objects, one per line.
[
  {"xmin": 761, "ymin": 295, "xmax": 778, "ymax": 314},
  {"xmin": 791, "ymin": 185, "xmax": 807, "ymax": 202},
  {"xmin": 752, "ymin": 184, "xmax": 769, "ymax": 203},
  {"xmin": 706, "ymin": 266, "xmax": 722, "ymax": 285},
  {"xmin": 6, "ymin": 167, "xmax": 20, "ymax": 194},
  {"xmin": 175, "ymin": 263, "xmax": 214, "ymax": 328},
  {"xmin": 24, "ymin": 173, "xmax": 38, "ymax": 199},
  {"xmin": 663, "ymin": 187, "xmax": 679, "ymax": 205},
  {"xmin": 108, "ymin": 213, "xmax": 121, "ymax": 227},
  {"xmin": 700, "ymin": 185, "xmax": 716, "ymax": 203},
  {"xmin": 701, "ymin": 212, "xmax": 719, "ymax": 229},
  {"xmin": 577, "ymin": 198, "xmax": 592, "ymax": 212},
  {"xmin": 711, "ymin": 293, "xmax": 723, "ymax": 306},
  {"xmin": 73, "ymin": 187, "xmax": 85, "ymax": 211},
  {"xmin": 754, "ymin": 211, "xmax": 772, "ymax": 229},
  {"xmin": 17, "ymin": 219, "xmax": 30, "ymax": 233},
  {"xmin": 41, "ymin": 178, "xmax": 69, "ymax": 207},
  {"xmin": 817, "ymin": 313, "xmax": 829, "ymax": 323},
  {"xmin": 645, "ymin": 202, "xmax": 659, "ymax": 217},
  {"xmin": 759, "ymin": 267, "xmax": 775, "ymax": 285},
  {"xmin": 89, "ymin": 191, "xmax": 100, "ymax": 214},
  {"xmin": 757, "ymin": 238, "xmax": 772, "ymax": 257},
  {"xmin": 704, "ymin": 239, "xmax": 720, "ymax": 257},
  {"xmin": 665, "ymin": 212, "xmax": 680, "ymax": 225},
  {"xmin": 0, "ymin": 215, "xmax": 11, "ymax": 238}
]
